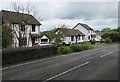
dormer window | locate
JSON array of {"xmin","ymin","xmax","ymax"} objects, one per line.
[{"xmin": 32, "ymin": 25, "xmax": 35, "ymax": 32}]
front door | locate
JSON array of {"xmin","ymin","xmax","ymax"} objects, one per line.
[{"xmin": 32, "ymin": 38, "xmax": 35, "ymax": 46}]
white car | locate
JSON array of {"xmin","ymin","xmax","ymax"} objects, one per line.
[{"xmin": 37, "ymin": 42, "xmax": 52, "ymax": 46}]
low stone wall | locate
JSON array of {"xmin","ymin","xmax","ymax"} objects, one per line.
[{"xmin": 2, "ymin": 45, "xmax": 58, "ymax": 66}]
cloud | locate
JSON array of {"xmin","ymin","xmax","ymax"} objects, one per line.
[
  {"xmin": 36, "ymin": 2, "xmax": 117, "ymax": 21},
  {"xmin": 0, "ymin": 2, "xmax": 118, "ymax": 31},
  {"xmin": 40, "ymin": 17, "xmax": 117, "ymax": 31}
]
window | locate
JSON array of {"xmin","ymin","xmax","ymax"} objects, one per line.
[
  {"xmin": 32, "ymin": 25, "xmax": 35, "ymax": 32},
  {"xmin": 71, "ymin": 36, "xmax": 74, "ymax": 41},
  {"xmin": 88, "ymin": 36, "xmax": 90, "ymax": 40},
  {"xmin": 21, "ymin": 25, "xmax": 25, "ymax": 31}
]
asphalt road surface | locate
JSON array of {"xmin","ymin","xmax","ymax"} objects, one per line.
[{"xmin": 2, "ymin": 45, "xmax": 119, "ymax": 81}]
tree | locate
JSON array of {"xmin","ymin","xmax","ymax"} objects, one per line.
[
  {"xmin": 0, "ymin": 26, "xmax": 2, "ymax": 48},
  {"xmin": 105, "ymin": 38, "xmax": 112, "ymax": 43},
  {"xmin": 43, "ymin": 24, "xmax": 70, "ymax": 45},
  {"xmin": 54, "ymin": 24, "xmax": 70, "ymax": 45},
  {"xmin": 101, "ymin": 28, "xmax": 111, "ymax": 32},
  {"xmin": 11, "ymin": 2, "xmax": 42, "ymax": 21},
  {"xmin": 102, "ymin": 32, "xmax": 120, "ymax": 42},
  {"xmin": 2, "ymin": 26, "xmax": 12, "ymax": 48}
]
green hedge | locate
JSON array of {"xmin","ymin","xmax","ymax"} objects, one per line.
[
  {"xmin": 2, "ymin": 45, "xmax": 58, "ymax": 66},
  {"xmin": 58, "ymin": 46, "xmax": 73, "ymax": 54},
  {"xmin": 58, "ymin": 45, "xmax": 94, "ymax": 54},
  {"xmin": 102, "ymin": 32, "xmax": 120, "ymax": 42},
  {"xmin": 70, "ymin": 46, "xmax": 83, "ymax": 52},
  {"xmin": 105, "ymin": 38, "xmax": 112, "ymax": 43}
]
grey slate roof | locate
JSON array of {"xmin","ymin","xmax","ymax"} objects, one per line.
[
  {"xmin": 1, "ymin": 10, "xmax": 41, "ymax": 25},
  {"xmin": 73, "ymin": 23, "xmax": 93, "ymax": 30},
  {"xmin": 66, "ymin": 29, "xmax": 85, "ymax": 36},
  {"xmin": 95, "ymin": 32, "xmax": 105, "ymax": 36}
]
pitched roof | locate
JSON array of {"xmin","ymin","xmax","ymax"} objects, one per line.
[
  {"xmin": 73, "ymin": 23, "xmax": 93, "ymax": 30},
  {"xmin": 66, "ymin": 29, "xmax": 85, "ymax": 36},
  {"xmin": 31, "ymin": 34, "xmax": 49, "ymax": 38},
  {"xmin": 1, "ymin": 10, "xmax": 41, "ymax": 25},
  {"xmin": 95, "ymin": 32, "xmax": 105, "ymax": 36}
]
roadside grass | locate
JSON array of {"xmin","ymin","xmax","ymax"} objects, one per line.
[
  {"xmin": 80, "ymin": 42, "xmax": 119, "ymax": 45},
  {"xmin": 95, "ymin": 42, "xmax": 118, "ymax": 45},
  {"xmin": 58, "ymin": 45, "xmax": 94, "ymax": 54}
]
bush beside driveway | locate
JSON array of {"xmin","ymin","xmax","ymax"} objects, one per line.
[{"xmin": 58, "ymin": 45, "xmax": 94, "ymax": 54}]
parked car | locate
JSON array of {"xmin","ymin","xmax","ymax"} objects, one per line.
[
  {"xmin": 62, "ymin": 42, "xmax": 70, "ymax": 46},
  {"xmin": 37, "ymin": 42, "xmax": 52, "ymax": 46}
]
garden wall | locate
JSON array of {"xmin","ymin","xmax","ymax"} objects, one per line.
[{"xmin": 2, "ymin": 45, "xmax": 58, "ymax": 66}]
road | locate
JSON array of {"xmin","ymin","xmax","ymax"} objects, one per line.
[{"xmin": 2, "ymin": 45, "xmax": 118, "ymax": 81}]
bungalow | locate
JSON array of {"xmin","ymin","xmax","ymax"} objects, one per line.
[
  {"xmin": 1, "ymin": 10, "xmax": 41, "ymax": 47},
  {"xmin": 64, "ymin": 29, "xmax": 85, "ymax": 44},
  {"xmin": 53, "ymin": 28, "xmax": 85, "ymax": 44},
  {"xmin": 73, "ymin": 23, "xmax": 96, "ymax": 42}
]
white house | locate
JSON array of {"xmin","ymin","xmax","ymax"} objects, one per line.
[
  {"xmin": 53, "ymin": 28, "xmax": 85, "ymax": 44},
  {"xmin": 64, "ymin": 29, "xmax": 85, "ymax": 44},
  {"xmin": 1, "ymin": 10, "xmax": 41, "ymax": 47},
  {"xmin": 73, "ymin": 23, "xmax": 96, "ymax": 42}
]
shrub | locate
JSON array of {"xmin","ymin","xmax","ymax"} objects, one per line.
[
  {"xmin": 70, "ymin": 46, "xmax": 83, "ymax": 52},
  {"xmin": 81, "ymin": 45, "xmax": 89, "ymax": 50},
  {"xmin": 2, "ymin": 26, "xmax": 12, "ymax": 48},
  {"xmin": 58, "ymin": 45, "xmax": 94, "ymax": 54},
  {"xmin": 58, "ymin": 46, "xmax": 73, "ymax": 54},
  {"xmin": 90, "ymin": 40, "xmax": 95, "ymax": 44},
  {"xmin": 102, "ymin": 32, "xmax": 120, "ymax": 42},
  {"xmin": 105, "ymin": 38, "xmax": 112, "ymax": 43}
]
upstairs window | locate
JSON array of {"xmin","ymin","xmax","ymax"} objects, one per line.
[
  {"xmin": 32, "ymin": 25, "xmax": 35, "ymax": 32},
  {"xmin": 21, "ymin": 25, "xmax": 25, "ymax": 31}
]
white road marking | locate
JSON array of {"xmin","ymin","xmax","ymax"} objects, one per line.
[
  {"xmin": 0, "ymin": 54, "xmax": 67, "ymax": 70},
  {"xmin": 43, "ymin": 61, "xmax": 90, "ymax": 82},
  {"xmin": 100, "ymin": 51, "xmax": 113, "ymax": 58}
]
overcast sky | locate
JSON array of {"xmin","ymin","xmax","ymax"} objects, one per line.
[{"xmin": 0, "ymin": 0, "xmax": 119, "ymax": 32}]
